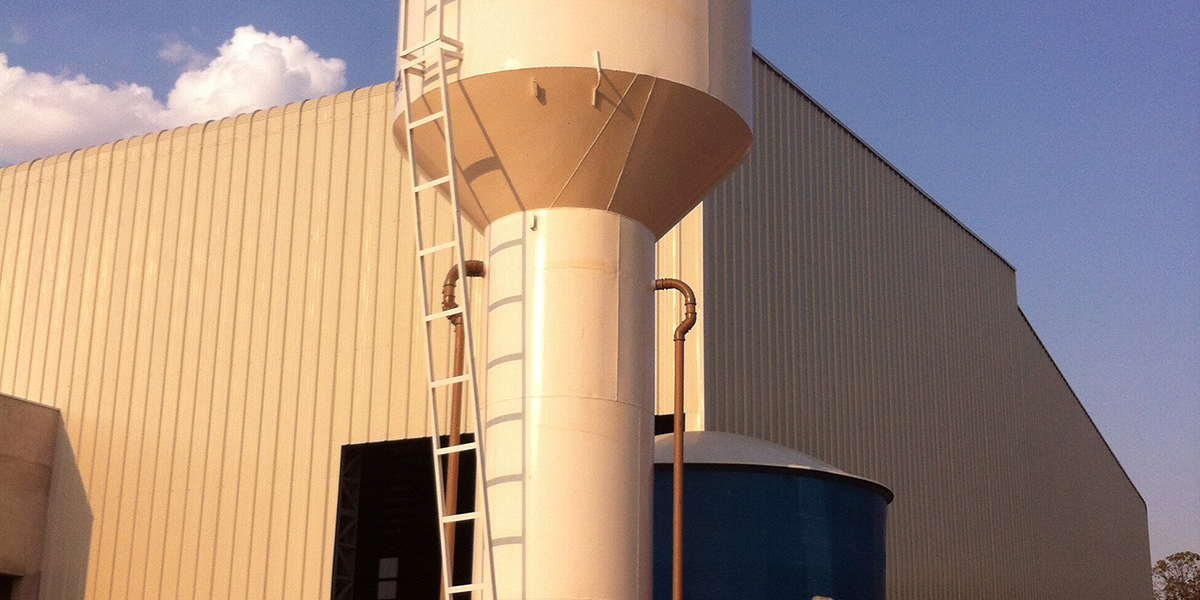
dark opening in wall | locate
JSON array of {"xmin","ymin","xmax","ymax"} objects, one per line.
[
  {"xmin": 330, "ymin": 436, "xmax": 476, "ymax": 600},
  {"xmin": 0, "ymin": 574, "xmax": 15, "ymax": 600},
  {"xmin": 655, "ymin": 413, "xmax": 681, "ymax": 435}
]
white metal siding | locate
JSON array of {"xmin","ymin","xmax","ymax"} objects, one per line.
[
  {"xmin": 701, "ymin": 55, "xmax": 1149, "ymax": 599},
  {"xmin": 0, "ymin": 85, "xmax": 463, "ymax": 599}
]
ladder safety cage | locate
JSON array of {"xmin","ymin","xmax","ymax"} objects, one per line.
[{"xmin": 398, "ymin": 2, "xmax": 497, "ymax": 599}]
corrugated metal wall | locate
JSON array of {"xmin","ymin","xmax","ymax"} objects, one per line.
[
  {"xmin": 0, "ymin": 83, "xmax": 458, "ymax": 599},
  {"xmin": 0, "ymin": 80, "xmax": 705, "ymax": 599},
  {"xmin": 702, "ymin": 54, "xmax": 1149, "ymax": 599}
]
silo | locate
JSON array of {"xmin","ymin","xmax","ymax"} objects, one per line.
[{"xmin": 394, "ymin": 2, "xmax": 752, "ymax": 599}]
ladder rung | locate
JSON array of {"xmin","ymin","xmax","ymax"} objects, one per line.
[
  {"xmin": 400, "ymin": 39, "xmax": 440, "ymax": 58},
  {"xmin": 408, "ymin": 111, "xmax": 446, "ymax": 130},
  {"xmin": 400, "ymin": 36, "xmax": 464, "ymax": 60},
  {"xmin": 414, "ymin": 175, "xmax": 452, "ymax": 193},
  {"xmin": 425, "ymin": 306, "xmax": 464, "ymax": 322},
  {"xmin": 418, "ymin": 240, "xmax": 459, "ymax": 257},
  {"xmin": 401, "ymin": 48, "xmax": 464, "ymax": 71},
  {"xmin": 400, "ymin": 57, "xmax": 462, "ymax": 81},
  {"xmin": 430, "ymin": 373, "xmax": 470, "ymax": 389},
  {"xmin": 399, "ymin": 52, "xmax": 434, "ymax": 68},
  {"xmin": 448, "ymin": 583, "xmax": 483, "ymax": 594},
  {"xmin": 442, "ymin": 511, "xmax": 478, "ymax": 524},
  {"xmin": 401, "ymin": 63, "xmax": 428, "ymax": 77},
  {"xmin": 436, "ymin": 441, "xmax": 477, "ymax": 456}
]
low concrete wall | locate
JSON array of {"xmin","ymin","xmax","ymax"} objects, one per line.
[{"xmin": 0, "ymin": 394, "xmax": 91, "ymax": 600}]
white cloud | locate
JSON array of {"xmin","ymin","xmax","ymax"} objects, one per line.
[
  {"xmin": 0, "ymin": 26, "xmax": 346, "ymax": 166},
  {"xmin": 0, "ymin": 54, "xmax": 165, "ymax": 164},
  {"xmin": 163, "ymin": 26, "xmax": 345, "ymax": 125},
  {"xmin": 158, "ymin": 39, "xmax": 211, "ymax": 71}
]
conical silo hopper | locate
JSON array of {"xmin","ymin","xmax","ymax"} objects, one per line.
[{"xmin": 394, "ymin": 2, "xmax": 752, "ymax": 598}]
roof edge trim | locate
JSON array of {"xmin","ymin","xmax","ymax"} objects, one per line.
[{"xmin": 750, "ymin": 49, "xmax": 1016, "ymax": 273}]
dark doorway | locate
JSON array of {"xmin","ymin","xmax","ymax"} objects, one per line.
[
  {"xmin": 330, "ymin": 436, "xmax": 476, "ymax": 600},
  {"xmin": 0, "ymin": 575, "xmax": 15, "ymax": 600}
]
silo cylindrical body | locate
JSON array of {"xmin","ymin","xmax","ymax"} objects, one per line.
[
  {"xmin": 485, "ymin": 209, "xmax": 655, "ymax": 599},
  {"xmin": 394, "ymin": 2, "xmax": 752, "ymax": 598}
]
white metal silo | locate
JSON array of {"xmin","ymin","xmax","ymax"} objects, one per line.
[{"xmin": 395, "ymin": 2, "xmax": 752, "ymax": 598}]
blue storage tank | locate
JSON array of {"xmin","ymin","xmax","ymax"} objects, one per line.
[{"xmin": 653, "ymin": 432, "xmax": 893, "ymax": 600}]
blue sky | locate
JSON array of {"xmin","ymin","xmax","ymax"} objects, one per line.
[{"xmin": 2, "ymin": 0, "xmax": 1197, "ymax": 562}]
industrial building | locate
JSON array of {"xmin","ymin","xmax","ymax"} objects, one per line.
[{"xmin": 1, "ymin": 6, "xmax": 1149, "ymax": 598}]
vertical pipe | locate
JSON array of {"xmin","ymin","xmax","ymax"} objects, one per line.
[
  {"xmin": 654, "ymin": 278, "xmax": 696, "ymax": 600},
  {"xmin": 441, "ymin": 259, "xmax": 485, "ymax": 594}
]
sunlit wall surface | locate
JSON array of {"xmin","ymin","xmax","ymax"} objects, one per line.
[{"xmin": 702, "ymin": 54, "xmax": 1150, "ymax": 599}]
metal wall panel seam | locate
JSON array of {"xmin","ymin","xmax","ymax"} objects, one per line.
[
  {"xmin": 364, "ymin": 85, "xmax": 393, "ymax": 445},
  {"xmin": 176, "ymin": 119, "xmax": 223, "ymax": 600},
  {"xmin": 0, "ymin": 164, "xmax": 18, "ymax": 359},
  {"xmin": 2, "ymin": 161, "xmax": 38, "ymax": 391},
  {"xmin": 294, "ymin": 90, "xmax": 343, "ymax": 600},
  {"xmin": 346, "ymin": 88, "xmax": 372, "ymax": 448},
  {"xmin": 76, "ymin": 142, "xmax": 116, "ymax": 599},
  {"xmin": 157, "ymin": 122, "xmax": 211, "ymax": 600},
  {"xmin": 90, "ymin": 141, "xmax": 135, "ymax": 600},
  {"xmin": 198, "ymin": 113, "xmax": 239, "ymax": 600},
  {"xmin": 234, "ymin": 111, "xmax": 275, "ymax": 600},
  {"xmin": 0, "ymin": 162, "xmax": 21, "ymax": 389},
  {"xmin": 133, "ymin": 128, "xmax": 180, "ymax": 599},
  {"xmin": 4, "ymin": 159, "xmax": 41, "ymax": 395},
  {"xmin": 45, "ymin": 152, "xmax": 84, "ymax": 427},
  {"xmin": 782, "ymin": 80, "xmax": 798, "ymax": 449},
  {"xmin": 379, "ymin": 83, "xmax": 407, "ymax": 442},
  {"xmin": 324, "ymin": 87, "xmax": 370, "ymax": 595},
  {"xmin": 22, "ymin": 157, "xmax": 53, "ymax": 397},
  {"xmin": 103, "ymin": 132, "xmax": 157, "ymax": 600},
  {"xmin": 188, "ymin": 117, "xmax": 230, "ymax": 600},
  {"xmin": 202, "ymin": 113, "xmax": 254, "ymax": 600},
  {"xmin": 188, "ymin": 116, "xmax": 240, "ymax": 600},
  {"xmin": 30, "ymin": 155, "xmax": 68, "ymax": 400},
  {"xmin": 778, "ymin": 72, "xmax": 793, "ymax": 445},
  {"xmin": 253, "ymin": 108, "xmax": 289, "ymax": 600},
  {"xmin": 251, "ymin": 100, "xmax": 291, "ymax": 599},
  {"xmin": 282, "ymin": 94, "xmax": 321, "ymax": 600},
  {"xmin": 183, "ymin": 121, "xmax": 221, "ymax": 599},
  {"xmin": 271, "ymin": 93, "xmax": 326, "ymax": 600},
  {"xmin": 16, "ymin": 157, "xmax": 51, "ymax": 396}
]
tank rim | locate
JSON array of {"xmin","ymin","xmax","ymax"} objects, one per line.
[{"xmin": 654, "ymin": 431, "xmax": 895, "ymax": 504}]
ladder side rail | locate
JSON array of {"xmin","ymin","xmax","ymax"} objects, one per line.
[
  {"xmin": 399, "ymin": 29, "xmax": 458, "ymax": 599},
  {"xmin": 398, "ymin": 1, "xmax": 408, "ymax": 79},
  {"xmin": 435, "ymin": 44, "xmax": 499, "ymax": 600},
  {"xmin": 399, "ymin": 12, "xmax": 495, "ymax": 597},
  {"xmin": 436, "ymin": 0, "xmax": 445, "ymax": 54},
  {"xmin": 422, "ymin": 45, "xmax": 457, "ymax": 600}
]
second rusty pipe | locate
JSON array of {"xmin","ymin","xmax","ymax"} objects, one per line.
[
  {"xmin": 440, "ymin": 259, "xmax": 485, "ymax": 591},
  {"xmin": 655, "ymin": 277, "xmax": 696, "ymax": 600}
]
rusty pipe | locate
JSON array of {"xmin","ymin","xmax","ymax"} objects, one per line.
[
  {"xmin": 442, "ymin": 259, "xmax": 487, "ymax": 321},
  {"xmin": 441, "ymin": 259, "xmax": 484, "ymax": 593},
  {"xmin": 655, "ymin": 277, "xmax": 696, "ymax": 600}
]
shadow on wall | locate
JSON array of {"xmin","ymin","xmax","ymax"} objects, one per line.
[
  {"xmin": 41, "ymin": 417, "xmax": 92, "ymax": 599},
  {"xmin": 0, "ymin": 396, "xmax": 92, "ymax": 600}
]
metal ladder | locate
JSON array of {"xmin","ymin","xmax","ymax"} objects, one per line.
[{"xmin": 397, "ymin": 2, "xmax": 497, "ymax": 598}]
